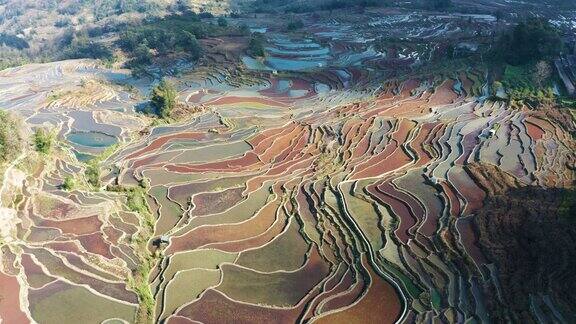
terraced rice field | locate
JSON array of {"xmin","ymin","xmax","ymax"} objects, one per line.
[{"xmin": 0, "ymin": 12, "xmax": 574, "ymax": 324}]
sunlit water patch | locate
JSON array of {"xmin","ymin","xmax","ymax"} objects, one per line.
[{"xmin": 67, "ymin": 131, "xmax": 118, "ymax": 148}]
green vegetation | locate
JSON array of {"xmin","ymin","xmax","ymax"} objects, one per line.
[
  {"xmin": 275, "ymin": 0, "xmax": 381, "ymax": 13},
  {"xmin": 559, "ymin": 189, "xmax": 576, "ymax": 221},
  {"xmin": 286, "ymin": 19, "xmax": 304, "ymax": 32},
  {"xmin": 85, "ymin": 163, "xmax": 101, "ymax": 188},
  {"xmin": 0, "ymin": 0, "xmax": 166, "ymax": 70},
  {"xmin": 489, "ymin": 19, "xmax": 563, "ymax": 109},
  {"xmin": 248, "ymin": 34, "xmax": 266, "ymax": 57},
  {"xmin": 127, "ymin": 187, "xmax": 152, "ymax": 224},
  {"xmin": 0, "ymin": 111, "xmax": 23, "ymax": 166},
  {"xmin": 117, "ymin": 12, "xmax": 234, "ymax": 70},
  {"xmin": 0, "ymin": 33, "xmax": 29, "ymax": 50},
  {"xmin": 34, "ymin": 129, "xmax": 54, "ymax": 154},
  {"xmin": 499, "ymin": 64, "xmax": 556, "ymax": 108},
  {"xmin": 107, "ymin": 180, "xmax": 152, "ymax": 229},
  {"xmin": 150, "ymin": 79, "xmax": 178, "ymax": 119},
  {"xmin": 81, "ymin": 143, "xmax": 119, "ymax": 190},
  {"xmin": 61, "ymin": 176, "xmax": 75, "ymax": 191},
  {"xmin": 426, "ymin": 0, "xmax": 453, "ymax": 10},
  {"xmin": 217, "ymin": 17, "xmax": 228, "ymax": 27},
  {"xmin": 107, "ymin": 178, "xmax": 156, "ymax": 323},
  {"xmin": 128, "ymin": 255, "xmax": 155, "ymax": 324},
  {"xmin": 63, "ymin": 0, "xmax": 161, "ymax": 21},
  {"xmin": 493, "ymin": 18, "xmax": 562, "ymax": 66},
  {"xmin": 62, "ymin": 32, "xmax": 114, "ymax": 61},
  {"xmin": 0, "ymin": 2, "xmax": 248, "ymax": 73}
]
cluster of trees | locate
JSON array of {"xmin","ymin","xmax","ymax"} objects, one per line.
[
  {"xmin": 0, "ymin": 1, "xmax": 220, "ymax": 71},
  {"xmin": 0, "ymin": 111, "xmax": 23, "ymax": 166},
  {"xmin": 89, "ymin": 0, "xmax": 161, "ymax": 21},
  {"xmin": 494, "ymin": 18, "xmax": 562, "ymax": 66},
  {"xmin": 150, "ymin": 79, "xmax": 177, "ymax": 118},
  {"xmin": 117, "ymin": 12, "xmax": 236, "ymax": 69},
  {"xmin": 490, "ymin": 19, "xmax": 563, "ymax": 108},
  {"xmin": 425, "ymin": 0, "xmax": 452, "ymax": 10},
  {"xmin": 1, "ymin": 9, "xmax": 246, "ymax": 74},
  {"xmin": 524, "ymin": 0, "xmax": 576, "ymax": 9},
  {"xmin": 0, "ymin": 33, "xmax": 29, "ymax": 50},
  {"xmin": 286, "ymin": 19, "xmax": 304, "ymax": 32},
  {"xmin": 217, "ymin": 17, "xmax": 228, "ymax": 27},
  {"xmin": 254, "ymin": 0, "xmax": 382, "ymax": 14},
  {"xmin": 62, "ymin": 34, "xmax": 114, "ymax": 61},
  {"xmin": 248, "ymin": 34, "xmax": 266, "ymax": 57}
]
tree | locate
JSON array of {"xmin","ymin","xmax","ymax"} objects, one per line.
[
  {"xmin": 118, "ymin": 30, "xmax": 140, "ymax": 52},
  {"xmin": 150, "ymin": 79, "xmax": 177, "ymax": 118},
  {"xmin": 533, "ymin": 61, "xmax": 552, "ymax": 87},
  {"xmin": 217, "ymin": 17, "xmax": 228, "ymax": 27},
  {"xmin": 132, "ymin": 44, "xmax": 153, "ymax": 66}
]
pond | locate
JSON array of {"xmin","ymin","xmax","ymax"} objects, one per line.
[
  {"xmin": 266, "ymin": 57, "xmax": 326, "ymax": 71},
  {"xmin": 67, "ymin": 131, "xmax": 118, "ymax": 148},
  {"xmin": 265, "ymin": 46, "xmax": 330, "ymax": 57}
]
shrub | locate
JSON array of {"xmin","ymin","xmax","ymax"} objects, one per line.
[
  {"xmin": 85, "ymin": 162, "xmax": 101, "ymax": 188},
  {"xmin": 54, "ymin": 18, "xmax": 71, "ymax": 28},
  {"xmin": 106, "ymin": 183, "xmax": 151, "ymax": 224},
  {"xmin": 34, "ymin": 129, "xmax": 53, "ymax": 154},
  {"xmin": 501, "ymin": 64, "xmax": 556, "ymax": 108},
  {"xmin": 0, "ymin": 111, "xmax": 23, "ymax": 165},
  {"xmin": 61, "ymin": 176, "xmax": 75, "ymax": 191}
]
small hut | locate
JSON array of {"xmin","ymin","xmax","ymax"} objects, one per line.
[{"xmin": 153, "ymin": 235, "xmax": 170, "ymax": 248}]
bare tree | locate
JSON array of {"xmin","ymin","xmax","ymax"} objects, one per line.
[{"xmin": 533, "ymin": 60, "xmax": 552, "ymax": 87}]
